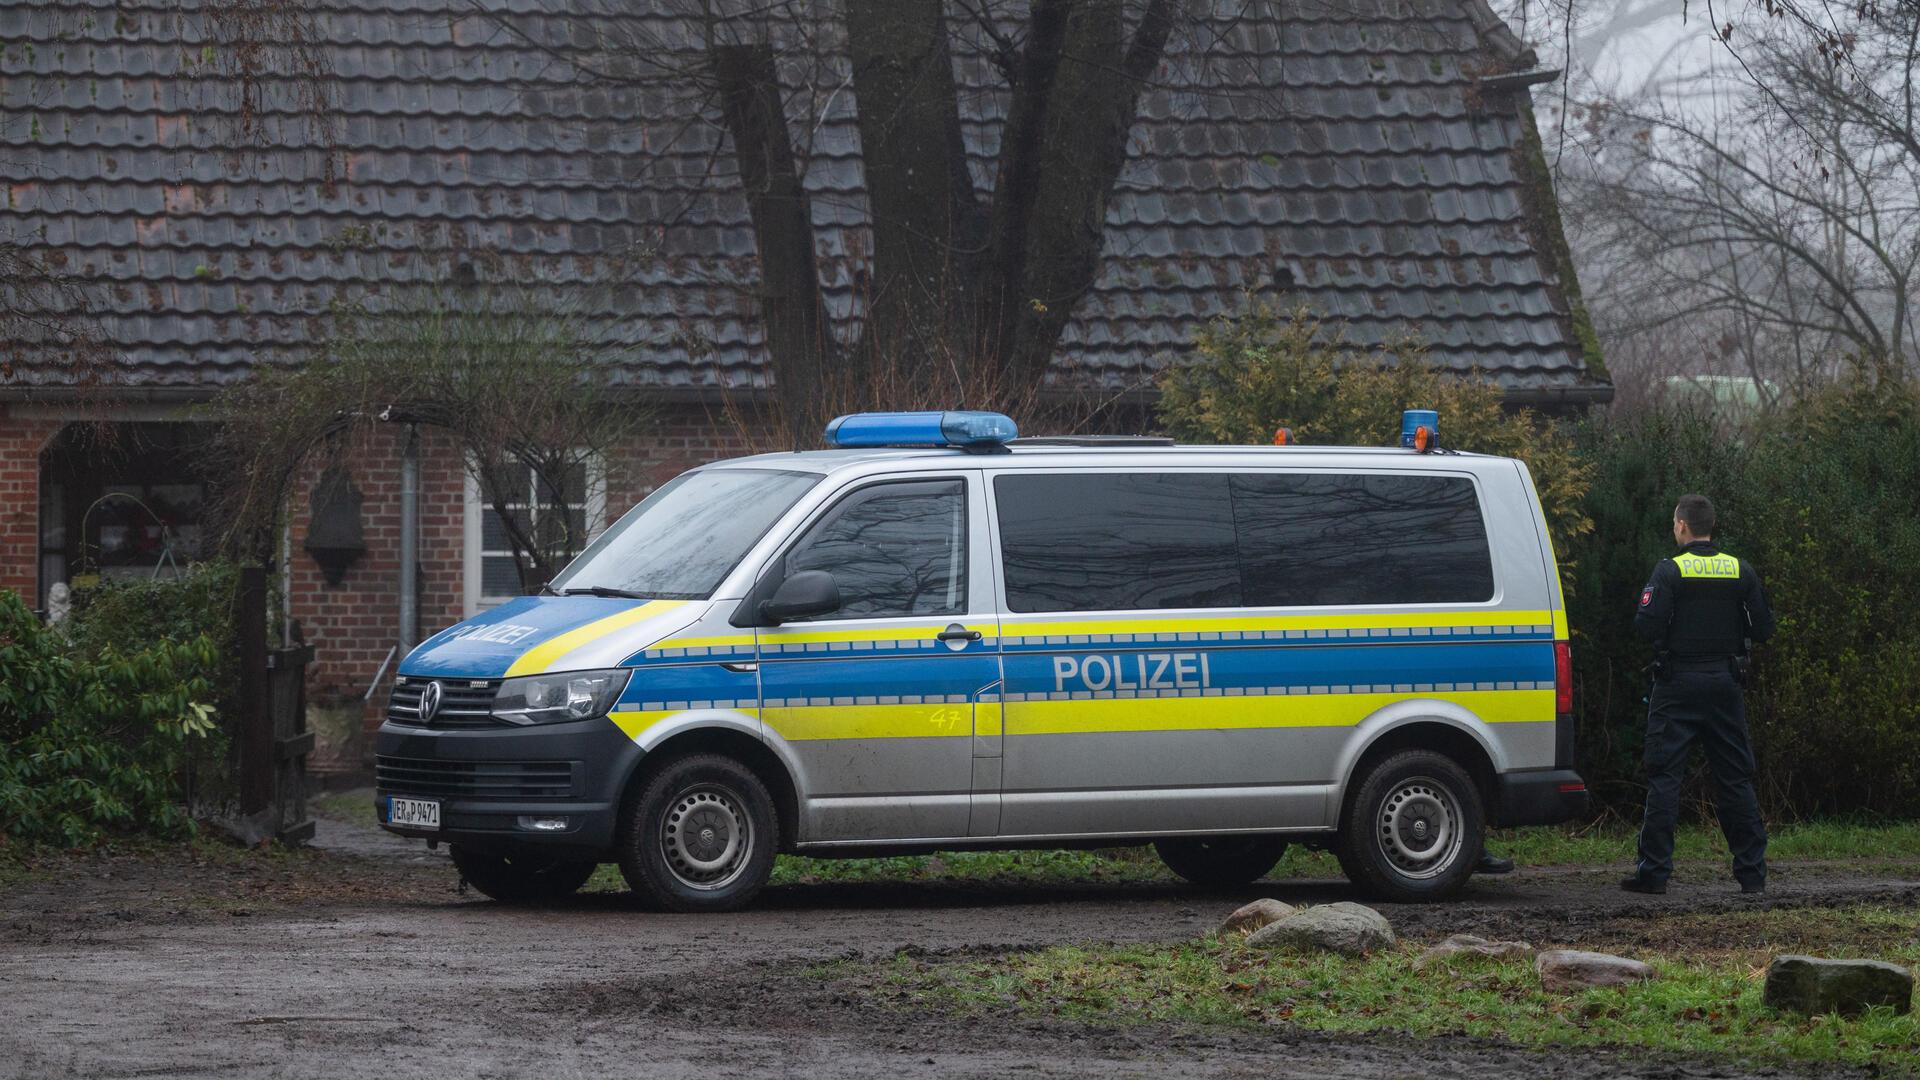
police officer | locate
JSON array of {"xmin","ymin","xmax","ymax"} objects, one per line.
[{"xmin": 1622, "ymin": 494, "xmax": 1775, "ymax": 895}]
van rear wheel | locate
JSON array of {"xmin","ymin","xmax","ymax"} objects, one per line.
[
  {"xmin": 1154, "ymin": 836, "xmax": 1288, "ymax": 886},
  {"xmin": 450, "ymin": 845, "xmax": 597, "ymax": 904},
  {"xmin": 1335, "ymin": 749, "xmax": 1483, "ymax": 902},
  {"xmin": 617, "ymin": 753, "xmax": 778, "ymax": 912}
]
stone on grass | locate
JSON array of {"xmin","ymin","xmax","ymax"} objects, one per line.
[
  {"xmin": 1535, "ymin": 949, "xmax": 1656, "ymax": 992},
  {"xmin": 1219, "ymin": 899, "xmax": 1297, "ymax": 935},
  {"xmin": 1763, "ymin": 955, "xmax": 1913, "ymax": 1016},
  {"xmin": 1412, "ymin": 933, "xmax": 1535, "ymax": 970},
  {"xmin": 1247, "ymin": 902, "xmax": 1395, "ymax": 957}
]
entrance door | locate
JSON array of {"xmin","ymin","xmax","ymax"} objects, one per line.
[{"xmin": 756, "ymin": 475, "xmax": 1001, "ymax": 842}]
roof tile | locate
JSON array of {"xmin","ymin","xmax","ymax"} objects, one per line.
[{"xmin": 2, "ymin": 0, "xmax": 1600, "ymax": 396}]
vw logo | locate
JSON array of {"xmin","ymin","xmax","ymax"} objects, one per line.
[{"xmin": 418, "ymin": 680, "xmax": 443, "ymax": 723}]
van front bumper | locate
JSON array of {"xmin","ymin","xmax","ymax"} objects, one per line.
[
  {"xmin": 373, "ymin": 716, "xmax": 642, "ymax": 858},
  {"xmin": 1493, "ymin": 768, "xmax": 1590, "ymax": 827}
]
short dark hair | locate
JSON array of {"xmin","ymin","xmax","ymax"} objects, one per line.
[{"xmin": 1675, "ymin": 493, "xmax": 1716, "ymax": 536}]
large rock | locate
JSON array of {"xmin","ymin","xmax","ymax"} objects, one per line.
[
  {"xmin": 1535, "ymin": 949, "xmax": 1656, "ymax": 992},
  {"xmin": 1247, "ymin": 902, "xmax": 1395, "ymax": 957},
  {"xmin": 1219, "ymin": 899, "xmax": 1297, "ymax": 935},
  {"xmin": 1764, "ymin": 955, "xmax": 1914, "ymax": 1016},
  {"xmin": 1413, "ymin": 933, "xmax": 1534, "ymax": 970}
]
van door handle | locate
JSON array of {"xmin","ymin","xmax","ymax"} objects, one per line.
[
  {"xmin": 720, "ymin": 661, "xmax": 759, "ymax": 673},
  {"xmin": 937, "ymin": 625, "xmax": 983, "ymax": 644}
]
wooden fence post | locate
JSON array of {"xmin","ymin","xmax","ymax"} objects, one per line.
[{"xmin": 236, "ymin": 566, "xmax": 272, "ymax": 820}]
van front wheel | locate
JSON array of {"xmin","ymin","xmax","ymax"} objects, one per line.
[
  {"xmin": 617, "ymin": 753, "xmax": 778, "ymax": 912},
  {"xmin": 1154, "ymin": 836, "xmax": 1288, "ymax": 886},
  {"xmin": 1335, "ymin": 750, "xmax": 1483, "ymax": 902}
]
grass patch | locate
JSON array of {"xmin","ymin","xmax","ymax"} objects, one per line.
[
  {"xmin": 0, "ymin": 844, "xmax": 50, "ymax": 894},
  {"xmin": 769, "ymin": 847, "xmax": 1172, "ymax": 887},
  {"xmin": 1490, "ymin": 819, "xmax": 1920, "ymax": 868},
  {"xmin": 309, "ymin": 790, "xmax": 379, "ymax": 829},
  {"xmin": 575, "ymin": 820, "xmax": 1920, "ymax": 895},
  {"xmin": 853, "ymin": 904, "xmax": 1920, "ymax": 1072},
  {"xmin": 578, "ymin": 848, "xmax": 1171, "ymax": 893}
]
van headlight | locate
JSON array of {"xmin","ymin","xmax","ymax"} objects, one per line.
[{"xmin": 491, "ymin": 669, "xmax": 632, "ymax": 725}]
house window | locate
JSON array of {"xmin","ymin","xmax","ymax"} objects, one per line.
[
  {"xmin": 38, "ymin": 422, "xmax": 215, "ymax": 610},
  {"xmin": 464, "ymin": 458, "xmax": 606, "ymax": 614}
]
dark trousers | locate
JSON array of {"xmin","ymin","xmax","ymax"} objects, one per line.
[{"xmin": 1637, "ymin": 669, "xmax": 1768, "ymax": 887}]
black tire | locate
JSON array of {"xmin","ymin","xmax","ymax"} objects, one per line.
[
  {"xmin": 449, "ymin": 845, "xmax": 597, "ymax": 904},
  {"xmin": 1335, "ymin": 749, "xmax": 1484, "ymax": 902},
  {"xmin": 617, "ymin": 753, "xmax": 778, "ymax": 913},
  {"xmin": 1154, "ymin": 835, "xmax": 1289, "ymax": 886}
]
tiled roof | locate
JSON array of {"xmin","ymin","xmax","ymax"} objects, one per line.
[{"xmin": 0, "ymin": 0, "xmax": 1607, "ymax": 400}]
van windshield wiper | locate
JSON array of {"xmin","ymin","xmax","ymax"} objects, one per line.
[{"xmin": 558, "ymin": 585, "xmax": 649, "ymax": 599}]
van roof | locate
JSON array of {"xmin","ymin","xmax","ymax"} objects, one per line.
[{"xmin": 706, "ymin": 442, "xmax": 1508, "ymax": 475}]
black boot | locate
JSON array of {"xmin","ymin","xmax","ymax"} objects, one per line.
[
  {"xmin": 1619, "ymin": 874, "xmax": 1667, "ymax": 895},
  {"xmin": 1474, "ymin": 853, "xmax": 1515, "ymax": 875}
]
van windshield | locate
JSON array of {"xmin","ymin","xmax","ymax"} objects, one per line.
[{"xmin": 548, "ymin": 469, "xmax": 820, "ymax": 600}]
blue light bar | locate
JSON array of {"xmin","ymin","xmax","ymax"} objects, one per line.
[{"xmin": 824, "ymin": 411, "xmax": 1019, "ymax": 449}]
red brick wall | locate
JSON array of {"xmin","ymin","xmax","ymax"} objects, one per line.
[
  {"xmin": 0, "ymin": 409, "xmax": 64, "ymax": 604},
  {"xmin": 286, "ymin": 424, "xmax": 469, "ymax": 733},
  {"xmin": 604, "ymin": 404, "xmax": 760, "ymax": 511}
]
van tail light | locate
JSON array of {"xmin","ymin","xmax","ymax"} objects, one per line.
[
  {"xmin": 1553, "ymin": 640, "xmax": 1573, "ymax": 715},
  {"xmin": 1553, "ymin": 639, "xmax": 1576, "ymax": 769}
]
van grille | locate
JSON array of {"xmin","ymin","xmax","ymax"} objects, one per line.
[
  {"xmin": 375, "ymin": 756, "xmax": 577, "ymax": 800},
  {"xmin": 386, "ymin": 677, "xmax": 502, "ymax": 729}
]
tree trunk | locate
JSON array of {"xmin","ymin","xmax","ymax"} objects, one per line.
[
  {"xmin": 713, "ymin": 43, "xmax": 836, "ymax": 437},
  {"xmin": 846, "ymin": 0, "xmax": 980, "ymax": 386},
  {"xmin": 980, "ymin": 0, "xmax": 1176, "ymax": 385}
]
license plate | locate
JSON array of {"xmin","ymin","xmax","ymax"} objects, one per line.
[{"xmin": 389, "ymin": 797, "xmax": 441, "ymax": 829}]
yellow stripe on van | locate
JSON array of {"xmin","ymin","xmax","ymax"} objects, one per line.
[
  {"xmin": 1007, "ymin": 689, "xmax": 1555, "ymax": 736},
  {"xmin": 505, "ymin": 600, "xmax": 686, "ymax": 677},
  {"xmin": 609, "ymin": 707, "xmax": 759, "ymax": 742},
  {"xmin": 1004, "ymin": 610, "xmax": 1552, "ymax": 640}
]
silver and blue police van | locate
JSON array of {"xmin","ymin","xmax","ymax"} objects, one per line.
[{"xmin": 376, "ymin": 410, "xmax": 1587, "ymax": 910}]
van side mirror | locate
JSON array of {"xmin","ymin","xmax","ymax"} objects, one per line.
[{"xmin": 747, "ymin": 570, "xmax": 841, "ymax": 626}]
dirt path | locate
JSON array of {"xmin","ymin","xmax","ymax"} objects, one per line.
[{"xmin": 2, "ymin": 827, "xmax": 1912, "ymax": 1080}]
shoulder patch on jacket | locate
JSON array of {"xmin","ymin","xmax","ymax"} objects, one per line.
[{"xmin": 1640, "ymin": 586, "xmax": 1654, "ymax": 608}]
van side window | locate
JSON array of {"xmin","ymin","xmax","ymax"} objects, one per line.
[
  {"xmin": 784, "ymin": 479, "xmax": 967, "ymax": 619},
  {"xmin": 994, "ymin": 474, "xmax": 1240, "ymax": 612},
  {"xmin": 1230, "ymin": 473, "xmax": 1494, "ymax": 606}
]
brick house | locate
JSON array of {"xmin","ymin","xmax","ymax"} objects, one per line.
[{"xmin": 0, "ymin": 0, "xmax": 1608, "ymax": 766}]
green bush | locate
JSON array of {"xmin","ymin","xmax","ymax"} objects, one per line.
[
  {"xmin": 0, "ymin": 589, "xmax": 222, "ymax": 848},
  {"xmin": 65, "ymin": 557, "xmax": 243, "ymax": 726},
  {"xmin": 1568, "ymin": 381, "xmax": 1920, "ymax": 818},
  {"xmin": 63, "ymin": 560, "xmax": 243, "ymax": 659}
]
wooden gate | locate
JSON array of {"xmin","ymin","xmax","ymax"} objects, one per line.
[{"xmin": 236, "ymin": 566, "xmax": 317, "ymax": 844}]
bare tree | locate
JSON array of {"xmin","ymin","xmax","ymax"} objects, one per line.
[
  {"xmin": 210, "ymin": 283, "xmax": 650, "ymax": 591},
  {"xmin": 1562, "ymin": 5, "xmax": 1918, "ymax": 398},
  {"xmin": 0, "ymin": 244, "xmax": 113, "ymax": 388},
  {"xmin": 472, "ymin": 0, "xmax": 1193, "ymax": 437}
]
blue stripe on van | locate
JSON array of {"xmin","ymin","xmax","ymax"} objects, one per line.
[{"xmin": 1003, "ymin": 641, "xmax": 1553, "ymax": 698}]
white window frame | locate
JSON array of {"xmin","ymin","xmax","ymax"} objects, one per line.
[{"xmin": 463, "ymin": 454, "xmax": 607, "ymax": 616}]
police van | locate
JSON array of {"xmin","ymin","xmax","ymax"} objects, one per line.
[{"xmin": 377, "ymin": 410, "xmax": 1587, "ymax": 910}]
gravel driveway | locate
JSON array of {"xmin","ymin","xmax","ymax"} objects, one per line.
[{"xmin": 2, "ymin": 819, "xmax": 1912, "ymax": 1079}]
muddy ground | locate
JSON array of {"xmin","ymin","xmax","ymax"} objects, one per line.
[{"xmin": 2, "ymin": 820, "xmax": 1914, "ymax": 1080}]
